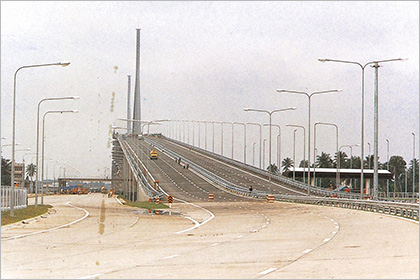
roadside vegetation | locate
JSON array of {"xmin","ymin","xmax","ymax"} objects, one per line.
[
  {"xmin": 1, "ymin": 205, "xmax": 52, "ymax": 226},
  {"xmin": 123, "ymin": 200, "xmax": 169, "ymax": 211}
]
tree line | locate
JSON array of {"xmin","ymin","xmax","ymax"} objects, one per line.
[{"xmin": 266, "ymin": 151, "xmax": 419, "ymax": 192}]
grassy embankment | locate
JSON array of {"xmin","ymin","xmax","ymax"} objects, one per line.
[
  {"xmin": 123, "ymin": 200, "xmax": 169, "ymax": 211},
  {"xmin": 1, "ymin": 205, "xmax": 52, "ymax": 226}
]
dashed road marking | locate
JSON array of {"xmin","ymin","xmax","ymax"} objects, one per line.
[
  {"xmin": 163, "ymin": 254, "xmax": 179, "ymax": 259},
  {"xmin": 258, "ymin": 268, "xmax": 278, "ymax": 275}
]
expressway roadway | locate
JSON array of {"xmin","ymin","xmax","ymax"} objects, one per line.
[{"xmin": 1, "ymin": 138, "xmax": 419, "ymax": 279}]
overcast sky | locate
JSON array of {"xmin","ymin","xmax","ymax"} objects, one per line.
[{"xmin": 1, "ymin": 1, "xmax": 419, "ymax": 177}]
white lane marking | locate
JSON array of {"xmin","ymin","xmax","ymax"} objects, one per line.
[
  {"xmin": 323, "ymin": 238, "xmax": 331, "ymax": 242},
  {"xmin": 259, "ymin": 267, "xmax": 278, "ymax": 275},
  {"xmin": 163, "ymin": 254, "xmax": 179, "ymax": 259},
  {"xmin": 262, "ymin": 225, "xmax": 267, "ymax": 228},
  {"xmin": 155, "ymin": 138, "xmax": 306, "ymax": 195},
  {"xmin": 211, "ymin": 243, "xmax": 220, "ymax": 247},
  {"xmin": 335, "ymin": 225, "xmax": 339, "ymax": 229},
  {"xmin": 302, "ymin": 249, "xmax": 312, "ymax": 254},
  {"xmin": 235, "ymin": 235, "xmax": 244, "ymax": 239},
  {"xmin": 2, "ymin": 202, "xmax": 89, "ymax": 241},
  {"xmin": 78, "ymin": 274, "xmax": 104, "ymax": 279},
  {"xmin": 157, "ymin": 186, "xmax": 215, "ymax": 235},
  {"xmin": 331, "ymin": 231, "xmax": 337, "ymax": 235},
  {"xmin": 114, "ymin": 196, "xmax": 123, "ymax": 205},
  {"xmin": 129, "ymin": 217, "xmax": 140, "ymax": 228}
]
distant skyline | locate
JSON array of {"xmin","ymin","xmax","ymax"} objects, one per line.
[{"xmin": 1, "ymin": 1, "xmax": 418, "ymax": 177}]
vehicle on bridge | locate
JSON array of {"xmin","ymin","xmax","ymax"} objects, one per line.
[{"xmin": 150, "ymin": 150, "xmax": 158, "ymax": 160}]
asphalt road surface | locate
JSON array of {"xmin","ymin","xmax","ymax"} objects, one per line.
[{"xmin": 2, "ymin": 191, "xmax": 418, "ymax": 279}]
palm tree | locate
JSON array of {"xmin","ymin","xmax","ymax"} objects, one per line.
[
  {"xmin": 1, "ymin": 157, "xmax": 11, "ymax": 186},
  {"xmin": 364, "ymin": 155, "xmax": 374, "ymax": 169},
  {"xmin": 267, "ymin": 163, "xmax": 279, "ymax": 174},
  {"xmin": 334, "ymin": 151, "xmax": 348, "ymax": 168},
  {"xmin": 26, "ymin": 163, "xmax": 37, "ymax": 191},
  {"xmin": 316, "ymin": 152, "xmax": 333, "ymax": 168},
  {"xmin": 407, "ymin": 158, "xmax": 419, "ymax": 192},
  {"xmin": 281, "ymin": 157, "xmax": 294, "ymax": 173},
  {"xmin": 299, "ymin": 160, "xmax": 310, "ymax": 168},
  {"xmin": 389, "ymin": 155, "xmax": 407, "ymax": 192}
]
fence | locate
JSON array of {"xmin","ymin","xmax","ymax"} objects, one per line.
[{"xmin": 1, "ymin": 186, "xmax": 28, "ymax": 211}]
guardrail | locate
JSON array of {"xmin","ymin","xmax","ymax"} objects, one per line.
[
  {"xmin": 161, "ymin": 136, "xmax": 363, "ymax": 199},
  {"xmin": 1, "ymin": 187, "xmax": 28, "ymax": 212},
  {"xmin": 146, "ymin": 137, "xmax": 419, "ymax": 220},
  {"xmin": 117, "ymin": 137, "xmax": 163, "ymax": 199}
]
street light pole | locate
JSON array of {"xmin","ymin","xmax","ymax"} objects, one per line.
[
  {"xmin": 314, "ymin": 122, "xmax": 339, "ymax": 188},
  {"xmin": 338, "ymin": 144, "xmax": 359, "ymax": 191},
  {"xmin": 11, "ymin": 61, "xmax": 70, "ymax": 216},
  {"xmin": 247, "ymin": 123, "xmax": 262, "ymax": 169},
  {"xmin": 41, "ymin": 110, "xmax": 78, "ymax": 205},
  {"xmin": 287, "ymin": 124, "xmax": 306, "ymax": 185},
  {"xmin": 293, "ymin": 129, "xmax": 297, "ymax": 180},
  {"xmin": 277, "ymin": 89, "xmax": 340, "ymax": 194},
  {"xmin": 386, "ymin": 139, "xmax": 390, "ymax": 199},
  {"xmin": 234, "ymin": 122, "xmax": 247, "ymax": 164},
  {"xmin": 319, "ymin": 57, "xmax": 406, "ymax": 200},
  {"xmin": 413, "ymin": 132, "xmax": 416, "ymax": 195},
  {"xmin": 35, "ymin": 96, "xmax": 79, "ymax": 207},
  {"xmin": 244, "ymin": 107, "xmax": 296, "ymax": 182},
  {"xmin": 264, "ymin": 124, "xmax": 281, "ymax": 172},
  {"xmin": 222, "ymin": 122, "xmax": 234, "ymax": 159},
  {"xmin": 252, "ymin": 142, "xmax": 256, "ymax": 166}
]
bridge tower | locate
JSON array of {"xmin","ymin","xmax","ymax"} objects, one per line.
[{"xmin": 132, "ymin": 28, "xmax": 142, "ymax": 135}]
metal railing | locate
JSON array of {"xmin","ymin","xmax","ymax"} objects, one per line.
[
  {"xmin": 161, "ymin": 136, "xmax": 363, "ymax": 199},
  {"xmin": 117, "ymin": 137, "xmax": 162, "ymax": 199},
  {"xmin": 146, "ymin": 137, "xmax": 419, "ymax": 220},
  {"xmin": 1, "ymin": 187, "xmax": 27, "ymax": 212}
]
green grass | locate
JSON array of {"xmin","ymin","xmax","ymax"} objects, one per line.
[
  {"xmin": 124, "ymin": 200, "xmax": 169, "ymax": 210},
  {"xmin": 1, "ymin": 205, "xmax": 52, "ymax": 226}
]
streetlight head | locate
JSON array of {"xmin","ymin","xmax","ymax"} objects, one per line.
[
  {"xmin": 72, "ymin": 96, "xmax": 80, "ymax": 100},
  {"xmin": 400, "ymin": 58, "xmax": 409, "ymax": 61},
  {"xmin": 72, "ymin": 110, "xmax": 79, "ymax": 113},
  {"xmin": 318, "ymin": 58, "xmax": 329, "ymax": 62},
  {"xmin": 276, "ymin": 89, "xmax": 285, "ymax": 93},
  {"xmin": 60, "ymin": 61, "xmax": 71, "ymax": 67},
  {"xmin": 243, "ymin": 108, "xmax": 250, "ymax": 111}
]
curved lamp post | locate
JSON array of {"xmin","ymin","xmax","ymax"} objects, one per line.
[
  {"xmin": 314, "ymin": 122, "xmax": 339, "ymax": 187},
  {"xmin": 35, "ymin": 96, "xmax": 79, "ymax": 207},
  {"xmin": 41, "ymin": 110, "xmax": 78, "ymax": 204},
  {"xmin": 10, "ymin": 61, "xmax": 70, "ymax": 215}
]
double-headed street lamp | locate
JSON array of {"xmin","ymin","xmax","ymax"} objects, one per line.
[
  {"xmin": 264, "ymin": 124, "xmax": 281, "ymax": 172},
  {"xmin": 318, "ymin": 58, "xmax": 406, "ymax": 200},
  {"xmin": 277, "ymin": 89, "xmax": 341, "ymax": 194},
  {"xmin": 244, "ymin": 107, "xmax": 296, "ymax": 182},
  {"xmin": 287, "ymin": 124, "xmax": 306, "ymax": 185},
  {"xmin": 35, "ymin": 96, "xmax": 79, "ymax": 207},
  {"xmin": 41, "ymin": 110, "xmax": 78, "ymax": 204},
  {"xmin": 11, "ymin": 61, "xmax": 70, "ymax": 215}
]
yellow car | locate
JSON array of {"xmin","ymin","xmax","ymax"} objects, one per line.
[{"xmin": 150, "ymin": 150, "xmax": 158, "ymax": 160}]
